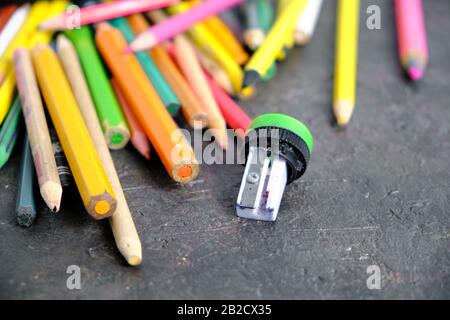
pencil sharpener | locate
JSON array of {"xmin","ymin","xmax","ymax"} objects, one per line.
[{"xmin": 236, "ymin": 113, "xmax": 313, "ymax": 222}]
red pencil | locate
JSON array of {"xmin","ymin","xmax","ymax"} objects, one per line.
[
  {"xmin": 111, "ymin": 78, "xmax": 151, "ymax": 160},
  {"xmin": 0, "ymin": 5, "xmax": 18, "ymax": 31},
  {"xmin": 205, "ymin": 74, "xmax": 251, "ymax": 138}
]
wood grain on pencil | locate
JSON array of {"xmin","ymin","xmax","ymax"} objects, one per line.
[
  {"xmin": 56, "ymin": 35, "xmax": 142, "ymax": 266},
  {"xmin": 14, "ymin": 48, "xmax": 62, "ymax": 212}
]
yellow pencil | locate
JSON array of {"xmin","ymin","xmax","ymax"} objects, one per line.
[
  {"xmin": 156, "ymin": 5, "xmax": 250, "ymax": 98},
  {"xmin": 0, "ymin": 1, "xmax": 51, "ymax": 83},
  {"xmin": 0, "ymin": 1, "xmax": 68, "ymax": 125},
  {"xmin": 32, "ymin": 44, "xmax": 117, "ymax": 220},
  {"xmin": 243, "ymin": 0, "xmax": 308, "ymax": 89},
  {"xmin": 57, "ymin": 35, "xmax": 142, "ymax": 266},
  {"xmin": 333, "ymin": 0, "xmax": 360, "ymax": 126},
  {"xmin": 0, "ymin": 69, "xmax": 15, "ymax": 125},
  {"xmin": 276, "ymin": 0, "xmax": 297, "ymax": 61}
]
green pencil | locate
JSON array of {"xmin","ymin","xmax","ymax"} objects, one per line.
[
  {"xmin": 109, "ymin": 18, "xmax": 180, "ymax": 116},
  {"xmin": 0, "ymin": 95, "xmax": 21, "ymax": 169},
  {"xmin": 16, "ymin": 135, "xmax": 37, "ymax": 228},
  {"xmin": 65, "ymin": 26, "xmax": 130, "ymax": 150},
  {"xmin": 256, "ymin": 0, "xmax": 277, "ymax": 81}
]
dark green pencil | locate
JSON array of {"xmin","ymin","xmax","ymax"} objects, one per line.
[
  {"xmin": 0, "ymin": 95, "xmax": 21, "ymax": 169},
  {"xmin": 16, "ymin": 135, "xmax": 37, "ymax": 227},
  {"xmin": 109, "ymin": 18, "xmax": 180, "ymax": 116}
]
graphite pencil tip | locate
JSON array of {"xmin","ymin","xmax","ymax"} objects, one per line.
[
  {"xmin": 333, "ymin": 100, "xmax": 355, "ymax": 127},
  {"xmin": 242, "ymin": 70, "xmax": 261, "ymax": 89}
]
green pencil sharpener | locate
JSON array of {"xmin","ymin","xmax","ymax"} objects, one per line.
[{"xmin": 236, "ymin": 113, "xmax": 313, "ymax": 222}]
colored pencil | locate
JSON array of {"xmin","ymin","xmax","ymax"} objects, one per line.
[
  {"xmin": 126, "ymin": 14, "xmax": 208, "ymax": 129},
  {"xmin": 394, "ymin": 0, "xmax": 428, "ymax": 80},
  {"xmin": 276, "ymin": 0, "xmax": 295, "ymax": 61},
  {"xmin": 130, "ymin": 0, "xmax": 243, "ymax": 52},
  {"xmin": 206, "ymin": 74, "xmax": 251, "ymax": 139},
  {"xmin": 14, "ymin": 48, "xmax": 62, "ymax": 212},
  {"xmin": 0, "ymin": 4, "xmax": 29, "ymax": 57},
  {"xmin": 203, "ymin": 15, "xmax": 249, "ymax": 65},
  {"xmin": 157, "ymin": 6, "xmax": 249, "ymax": 98},
  {"xmin": 219, "ymin": 7, "xmax": 244, "ymax": 43},
  {"xmin": 173, "ymin": 35, "xmax": 228, "ymax": 150},
  {"xmin": 0, "ymin": 69, "xmax": 16, "ymax": 125},
  {"xmin": 256, "ymin": 0, "xmax": 277, "ymax": 81},
  {"xmin": 0, "ymin": 5, "xmax": 18, "ymax": 31},
  {"xmin": 16, "ymin": 135, "xmax": 37, "ymax": 228},
  {"xmin": 111, "ymin": 78, "xmax": 151, "ymax": 160},
  {"xmin": 0, "ymin": 1, "xmax": 50, "ymax": 83},
  {"xmin": 295, "ymin": 0, "xmax": 324, "ymax": 45},
  {"xmin": 109, "ymin": 17, "xmax": 180, "ymax": 115},
  {"xmin": 39, "ymin": 0, "xmax": 177, "ymax": 31},
  {"xmin": 49, "ymin": 127, "xmax": 73, "ymax": 188},
  {"xmin": 0, "ymin": 1, "xmax": 67, "ymax": 125},
  {"xmin": 193, "ymin": 45, "xmax": 234, "ymax": 95},
  {"xmin": 243, "ymin": 0, "xmax": 308, "ymax": 88},
  {"xmin": 243, "ymin": 0, "xmax": 265, "ymax": 50},
  {"xmin": 95, "ymin": 22, "xmax": 199, "ymax": 183},
  {"xmin": 32, "ymin": 44, "xmax": 117, "ymax": 219},
  {"xmin": 0, "ymin": 95, "xmax": 21, "ymax": 169},
  {"xmin": 333, "ymin": 0, "xmax": 360, "ymax": 126},
  {"xmin": 65, "ymin": 26, "xmax": 130, "ymax": 150},
  {"xmin": 56, "ymin": 35, "xmax": 142, "ymax": 266}
]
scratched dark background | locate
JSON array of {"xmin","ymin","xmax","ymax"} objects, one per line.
[{"xmin": 1, "ymin": 0, "xmax": 449, "ymax": 299}]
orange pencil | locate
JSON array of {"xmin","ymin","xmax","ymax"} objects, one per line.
[
  {"xmin": 95, "ymin": 23, "xmax": 199, "ymax": 183},
  {"xmin": 126, "ymin": 14, "xmax": 207, "ymax": 129},
  {"xmin": 111, "ymin": 78, "xmax": 151, "ymax": 160}
]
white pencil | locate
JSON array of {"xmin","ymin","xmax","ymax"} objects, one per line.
[
  {"xmin": 0, "ymin": 4, "xmax": 30, "ymax": 57},
  {"xmin": 295, "ymin": 0, "xmax": 323, "ymax": 45}
]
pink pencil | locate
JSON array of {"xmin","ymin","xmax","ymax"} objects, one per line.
[
  {"xmin": 394, "ymin": 0, "xmax": 428, "ymax": 81},
  {"xmin": 39, "ymin": 0, "xmax": 178, "ymax": 31},
  {"xmin": 129, "ymin": 0, "xmax": 243, "ymax": 52},
  {"xmin": 205, "ymin": 74, "xmax": 251, "ymax": 139}
]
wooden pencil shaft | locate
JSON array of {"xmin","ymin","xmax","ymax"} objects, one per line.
[
  {"xmin": 64, "ymin": 26, "xmax": 129, "ymax": 150},
  {"xmin": 32, "ymin": 44, "xmax": 117, "ymax": 219},
  {"xmin": 14, "ymin": 48, "xmax": 63, "ymax": 210},
  {"xmin": 16, "ymin": 135, "xmax": 37, "ymax": 228},
  {"xmin": 55, "ymin": 35, "xmax": 142, "ymax": 265}
]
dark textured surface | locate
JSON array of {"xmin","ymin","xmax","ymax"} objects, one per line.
[{"xmin": 1, "ymin": 0, "xmax": 450, "ymax": 299}]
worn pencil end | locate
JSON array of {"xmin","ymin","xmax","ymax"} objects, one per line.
[
  {"xmin": 334, "ymin": 100, "xmax": 355, "ymax": 127},
  {"xmin": 17, "ymin": 207, "xmax": 37, "ymax": 228},
  {"xmin": 116, "ymin": 237, "xmax": 142, "ymax": 267}
]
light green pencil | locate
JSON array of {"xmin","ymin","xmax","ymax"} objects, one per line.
[
  {"xmin": 0, "ymin": 95, "xmax": 21, "ymax": 169},
  {"xmin": 65, "ymin": 26, "xmax": 130, "ymax": 150},
  {"xmin": 109, "ymin": 18, "xmax": 180, "ymax": 116}
]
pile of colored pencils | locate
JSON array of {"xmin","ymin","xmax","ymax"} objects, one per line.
[{"xmin": 0, "ymin": 0, "xmax": 428, "ymax": 265}]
